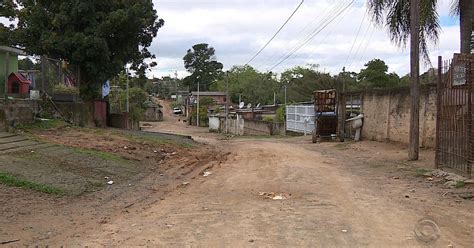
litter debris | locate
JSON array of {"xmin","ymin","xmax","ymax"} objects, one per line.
[
  {"xmin": 30, "ymin": 150, "xmax": 35, "ymax": 153},
  {"xmin": 107, "ymin": 180, "xmax": 114, "ymax": 185},
  {"xmin": 104, "ymin": 176, "xmax": 110, "ymax": 180},
  {"xmin": 259, "ymin": 192, "xmax": 291, "ymax": 200},
  {"xmin": 203, "ymin": 171, "xmax": 212, "ymax": 177},
  {"xmin": 123, "ymin": 146, "xmax": 128, "ymax": 150},
  {"xmin": 153, "ymin": 150, "xmax": 158, "ymax": 153},
  {"xmin": 393, "ymin": 176, "xmax": 400, "ymax": 179},
  {"xmin": 341, "ymin": 229, "xmax": 348, "ymax": 233},
  {"xmin": 182, "ymin": 182, "xmax": 190, "ymax": 186},
  {"xmin": 159, "ymin": 174, "xmax": 164, "ymax": 176}
]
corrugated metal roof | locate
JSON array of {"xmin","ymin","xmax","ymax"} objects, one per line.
[
  {"xmin": 0, "ymin": 46, "xmax": 26, "ymax": 55},
  {"xmin": 191, "ymin": 91, "xmax": 226, "ymax": 96}
]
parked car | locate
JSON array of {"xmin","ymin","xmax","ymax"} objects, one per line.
[{"xmin": 173, "ymin": 107, "xmax": 183, "ymax": 115}]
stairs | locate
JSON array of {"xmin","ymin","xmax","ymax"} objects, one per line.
[{"xmin": 0, "ymin": 132, "xmax": 54, "ymax": 155}]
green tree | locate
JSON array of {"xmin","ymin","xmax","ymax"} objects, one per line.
[
  {"xmin": 12, "ymin": 0, "xmax": 164, "ymax": 88},
  {"xmin": 367, "ymin": 0, "xmax": 473, "ymax": 56},
  {"xmin": 357, "ymin": 59, "xmax": 399, "ymax": 88},
  {"xmin": 214, "ymin": 65, "xmax": 278, "ymax": 105},
  {"xmin": 18, "ymin": 58, "xmax": 41, "ymax": 71},
  {"xmin": 280, "ymin": 64, "xmax": 335, "ymax": 102},
  {"xmin": 0, "ymin": 0, "xmax": 16, "ymax": 45},
  {"xmin": 183, "ymin": 43, "xmax": 223, "ymax": 91}
]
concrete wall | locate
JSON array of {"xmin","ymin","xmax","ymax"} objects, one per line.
[
  {"xmin": 143, "ymin": 107, "xmax": 163, "ymax": 122},
  {"xmin": 0, "ymin": 99, "xmax": 39, "ymax": 131},
  {"xmin": 357, "ymin": 84, "xmax": 437, "ymax": 148},
  {"xmin": 244, "ymin": 120, "xmax": 285, "ymax": 136}
]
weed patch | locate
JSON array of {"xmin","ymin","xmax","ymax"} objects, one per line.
[
  {"xmin": 0, "ymin": 172, "xmax": 64, "ymax": 195},
  {"xmin": 415, "ymin": 168, "xmax": 430, "ymax": 177}
]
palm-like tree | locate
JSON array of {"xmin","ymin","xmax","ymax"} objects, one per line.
[
  {"xmin": 367, "ymin": 0, "xmax": 472, "ymax": 160},
  {"xmin": 367, "ymin": 0, "xmax": 472, "ymax": 57}
]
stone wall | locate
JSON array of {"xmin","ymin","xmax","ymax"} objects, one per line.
[
  {"xmin": 0, "ymin": 99, "xmax": 39, "ymax": 131},
  {"xmin": 355, "ymin": 84, "xmax": 437, "ymax": 148}
]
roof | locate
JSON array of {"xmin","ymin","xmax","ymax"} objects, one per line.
[
  {"xmin": 191, "ymin": 91, "xmax": 226, "ymax": 96},
  {"xmin": 0, "ymin": 46, "xmax": 26, "ymax": 56},
  {"xmin": 9, "ymin": 72, "xmax": 31, "ymax": 83}
]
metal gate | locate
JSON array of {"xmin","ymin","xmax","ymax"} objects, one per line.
[
  {"xmin": 286, "ymin": 105, "xmax": 315, "ymax": 135},
  {"xmin": 436, "ymin": 54, "xmax": 474, "ymax": 177}
]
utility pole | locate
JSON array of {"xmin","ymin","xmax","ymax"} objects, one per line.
[
  {"xmin": 338, "ymin": 79, "xmax": 346, "ymax": 142},
  {"xmin": 174, "ymin": 70, "xmax": 178, "ymax": 104},
  {"xmin": 408, "ymin": 0, "xmax": 420, "ymax": 160},
  {"xmin": 197, "ymin": 79, "xmax": 200, "ymax": 127},
  {"xmin": 225, "ymin": 72, "xmax": 229, "ymax": 134},
  {"xmin": 125, "ymin": 67, "xmax": 130, "ymax": 113}
]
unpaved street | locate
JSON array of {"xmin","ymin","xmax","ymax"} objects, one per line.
[{"xmin": 1, "ymin": 102, "xmax": 474, "ymax": 247}]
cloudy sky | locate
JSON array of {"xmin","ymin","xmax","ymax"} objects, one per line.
[{"xmin": 149, "ymin": 0, "xmax": 460, "ymax": 79}]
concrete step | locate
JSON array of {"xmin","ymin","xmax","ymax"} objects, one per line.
[
  {"xmin": 0, "ymin": 140, "xmax": 42, "ymax": 152},
  {"xmin": 0, "ymin": 132, "xmax": 16, "ymax": 139},
  {"xmin": 0, "ymin": 135, "xmax": 29, "ymax": 145},
  {"xmin": 0, "ymin": 143, "xmax": 56, "ymax": 155}
]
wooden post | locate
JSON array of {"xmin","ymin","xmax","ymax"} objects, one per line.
[
  {"xmin": 41, "ymin": 56, "xmax": 46, "ymax": 94},
  {"xmin": 408, "ymin": 0, "xmax": 421, "ymax": 160},
  {"xmin": 5, "ymin": 51, "xmax": 9, "ymax": 95},
  {"xmin": 338, "ymin": 81, "xmax": 346, "ymax": 142},
  {"xmin": 435, "ymin": 56, "xmax": 442, "ymax": 168}
]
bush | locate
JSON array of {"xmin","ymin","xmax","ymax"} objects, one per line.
[
  {"xmin": 275, "ymin": 105, "xmax": 285, "ymax": 123},
  {"xmin": 54, "ymin": 84, "xmax": 79, "ymax": 94},
  {"xmin": 263, "ymin": 116, "xmax": 274, "ymax": 122}
]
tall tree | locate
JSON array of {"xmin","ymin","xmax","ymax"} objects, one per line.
[
  {"xmin": 280, "ymin": 64, "xmax": 335, "ymax": 103},
  {"xmin": 368, "ymin": 0, "xmax": 472, "ymax": 56},
  {"xmin": 357, "ymin": 59, "xmax": 400, "ymax": 88},
  {"xmin": 0, "ymin": 0, "xmax": 16, "ymax": 45},
  {"xmin": 368, "ymin": 0, "xmax": 425, "ymax": 160},
  {"xmin": 11, "ymin": 0, "xmax": 163, "ymax": 87},
  {"xmin": 452, "ymin": 0, "xmax": 473, "ymax": 53},
  {"xmin": 183, "ymin": 43, "xmax": 223, "ymax": 91}
]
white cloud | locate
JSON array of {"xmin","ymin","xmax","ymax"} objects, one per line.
[{"xmin": 150, "ymin": 0, "xmax": 461, "ymax": 78}]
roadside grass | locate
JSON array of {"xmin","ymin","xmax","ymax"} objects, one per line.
[
  {"xmin": 17, "ymin": 119, "xmax": 68, "ymax": 130},
  {"xmin": 415, "ymin": 168, "xmax": 430, "ymax": 177},
  {"xmin": 455, "ymin": 181, "xmax": 465, "ymax": 188},
  {"xmin": 120, "ymin": 132, "xmax": 194, "ymax": 148},
  {"xmin": 334, "ymin": 142, "xmax": 351, "ymax": 150},
  {"xmin": 73, "ymin": 148, "xmax": 127, "ymax": 162},
  {"xmin": 0, "ymin": 172, "xmax": 64, "ymax": 195},
  {"xmin": 234, "ymin": 135, "xmax": 288, "ymax": 140}
]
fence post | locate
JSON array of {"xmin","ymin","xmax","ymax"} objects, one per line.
[
  {"xmin": 435, "ymin": 56, "xmax": 442, "ymax": 168},
  {"xmin": 467, "ymin": 57, "xmax": 473, "ymax": 177}
]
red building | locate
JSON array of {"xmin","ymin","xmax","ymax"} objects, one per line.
[{"xmin": 8, "ymin": 72, "xmax": 31, "ymax": 95}]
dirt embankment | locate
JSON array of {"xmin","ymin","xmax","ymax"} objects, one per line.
[{"xmin": 0, "ymin": 126, "xmax": 229, "ymax": 245}]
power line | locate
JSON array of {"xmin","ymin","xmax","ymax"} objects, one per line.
[
  {"xmin": 262, "ymin": 2, "xmax": 333, "ymax": 69},
  {"xmin": 268, "ymin": 0, "xmax": 355, "ymax": 71},
  {"xmin": 260, "ymin": 1, "xmax": 344, "ymax": 70},
  {"xmin": 245, "ymin": 0, "xmax": 304, "ymax": 65},
  {"xmin": 343, "ymin": 8, "xmax": 367, "ymax": 68}
]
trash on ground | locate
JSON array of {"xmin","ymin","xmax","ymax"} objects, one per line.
[
  {"xmin": 203, "ymin": 171, "xmax": 212, "ymax": 177},
  {"xmin": 182, "ymin": 182, "xmax": 190, "ymax": 186},
  {"xmin": 341, "ymin": 229, "xmax": 348, "ymax": 233},
  {"xmin": 259, "ymin": 192, "xmax": 291, "ymax": 200},
  {"xmin": 107, "ymin": 180, "xmax": 114, "ymax": 185}
]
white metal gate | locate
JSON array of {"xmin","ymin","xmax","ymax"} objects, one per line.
[{"xmin": 286, "ymin": 105, "xmax": 315, "ymax": 134}]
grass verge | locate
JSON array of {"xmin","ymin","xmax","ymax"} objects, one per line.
[
  {"xmin": 17, "ymin": 119, "xmax": 68, "ymax": 130},
  {"xmin": 74, "ymin": 148, "xmax": 127, "ymax": 162},
  {"xmin": 0, "ymin": 172, "xmax": 64, "ymax": 195}
]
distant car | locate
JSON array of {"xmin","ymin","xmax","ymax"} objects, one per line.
[{"xmin": 173, "ymin": 107, "xmax": 183, "ymax": 115}]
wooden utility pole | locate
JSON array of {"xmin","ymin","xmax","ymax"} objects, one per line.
[
  {"xmin": 338, "ymin": 80, "xmax": 346, "ymax": 142},
  {"xmin": 408, "ymin": 0, "xmax": 420, "ymax": 160}
]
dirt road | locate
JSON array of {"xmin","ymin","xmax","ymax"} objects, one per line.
[{"xmin": 2, "ymin": 101, "xmax": 474, "ymax": 247}]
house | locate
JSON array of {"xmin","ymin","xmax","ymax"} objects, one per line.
[
  {"xmin": 190, "ymin": 91, "xmax": 227, "ymax": 105},
  {"xmin": 0, "ymin": 46, "xmax": 26, "ymax": 95}
]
